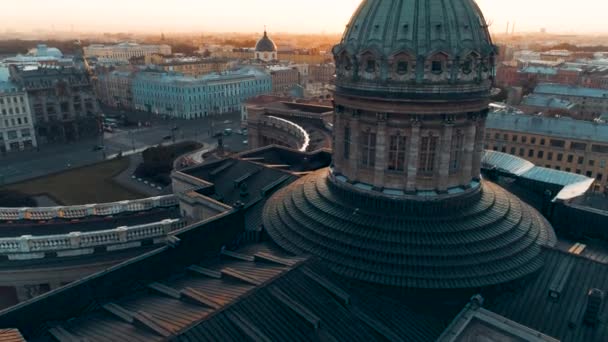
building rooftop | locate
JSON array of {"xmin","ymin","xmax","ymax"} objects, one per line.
[
  {"xmin": 488, "ymin": 247, "xmax": 608, "ymax": 342},
  {"xmin": 482, "ymin": 150, "xmax": 594, "ymax": 201},
  {"xmin": 487, "ymin": 111, "xmax": 608, "ymax": 144},
  {"xmin": 521, "ymin": 94, "xmax": 577, "ymax": 110},
  {"xmin": 535, "ymin": 83, "xmax": 608, "ymax": 99},
  {"xmin": 0, "ymin": 239, "xmax": 447, "ymax": 342},
  {"xmin": 521, "ymin": 66, "xmax": 558, "ymax": 75}
]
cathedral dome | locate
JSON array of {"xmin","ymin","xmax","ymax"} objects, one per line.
[
  {"xmin": 255, "ymin": 30, "xmax": 278, "ymax": 52},
  {"xmin": 262, "ymin": 0, "xmax": 556, "ymax": 291},
  {"xmin": 333, "ymin": 0, "xmax": 497, "ymax": 99}
]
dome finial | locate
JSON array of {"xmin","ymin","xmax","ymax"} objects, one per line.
[{"xmin": 264, "ymin": 25, "xmax": 267, "ymax": 36}]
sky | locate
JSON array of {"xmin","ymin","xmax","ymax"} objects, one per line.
[{"xmin": 2, "ymin": 0, "xmax": 607, "ymax": 34}]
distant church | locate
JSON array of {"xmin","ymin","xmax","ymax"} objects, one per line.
[{"xmin": 254, "ymin": 29, "xmax": 277, "ymax": 62}]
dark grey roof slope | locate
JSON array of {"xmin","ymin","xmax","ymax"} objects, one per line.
[
  {"xmin": 489, "ymin": 247, "xmax": 608, "ymax": 342},
  {"xmin": 7, "ymin": 242, "xmax": 446, "ymax": 342},
  {"xmin": 264, "ymin": 168, "xmax": 556, "ymax": 289},
  {"xmin": 184, "ymin": 158, "xmax": 297, "ymax": 208},
  {"xmin": 338, "ymin": 0, "xmax": 494, "ymax": 57}
]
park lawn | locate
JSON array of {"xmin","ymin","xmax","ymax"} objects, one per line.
[{"xmin": 5, "ymin": 158, "xmax": 144, "ymax": 205}]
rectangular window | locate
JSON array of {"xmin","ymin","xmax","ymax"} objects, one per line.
[
  {"xmin": 549, "ymin": 139, "xmax": 566, "ymax": 148},
  {"xmin": 519, "ymin": 148, "xmax": 525, "ymax": 157},
  {"xmin": 531, "ymin": 137, "xmax": 536, "ymax": 144},
  {"xmin": 592, "ymin": 144, "xmax": 608, "ymax": 153},
  {"xmin": 450, "ymin": 133, "xmax": 464, "ymax": 173},
  {"xmin": 572, "ymin": 142, "xmax": 587, "ymax": 151},
  {"xmin": 510, "ymin": 147, "xmax": 516, "ymax": 155},
  {"xmin": 343, "ymin": 126, "xmax": 351, "ymax": 160},
  {"xmin": 512, "ymin": 135, "xmax": 518, "ymax": 142},
  {"xmin": 578, "ymin": 156, "xmax": 585, "ymax": 165},
  {"xmin": 567, "ymin": 155, "xmax": 574, "ymax": 163},
  {"xmin": 557, "ymin": 153, "xmax": 563, "ymax": 161},
  {"xmin": 590, "ymin": 160, "xmax": 596, "ymax": 167},
  {"xmin": 537, "ymin": 151, "xmax": 544, "ymax": 159},
  {"xmin": 547, "ymin": 152, "xmax": 553, "ymax": 161},
  {"xmin": 360, "ymin": 130, "xmax": 376, "ymax": 168},
  {"xmin": 528, "ymin": 149, "xmax": 534, "ymax": 157},
  {"xmin": 388, "ymin": 135, "xmax": 407, "ymax": 172},
  {"xmin": 419, "ymin": 136, "xmax": 438, "ymax": 174}
]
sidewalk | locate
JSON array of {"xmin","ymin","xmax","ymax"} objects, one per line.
[{"xmin": 112, "ymin": 155, "xmax": 167, "ymax": 197}]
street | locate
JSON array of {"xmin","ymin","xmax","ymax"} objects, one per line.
[{"xmin": 0, "ymin": 112, "xmax": 247, "ymax": 186}]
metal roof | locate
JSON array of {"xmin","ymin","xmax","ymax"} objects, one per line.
[
  {"xmin": 535, "ymin": 83, "xmax": 608, "ymax": 99},
  {"xmin": 521, "ymin": 94, "xmax": 576, "ymax": 110},
  {"xmin": 487, "ymin": 112, "xmax": 608, "ymax": 144},
  {"xmin": 264, "ymin": 168, "xmax": 555, "ymax": 289},
  {"xmin": 0, "ymin": 242, "xmax": 445, "ymax": 342},
  {"xmin": 489, "ymin": 247, "xmax": 608, "ymax": 342},
  {"xmin": 482, "ymin": 151, "xmax": 595, "ymax": 201}
]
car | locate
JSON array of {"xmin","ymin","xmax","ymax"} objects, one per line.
[
  {"xmin": 92, "ymin": 145, "xmax": 105, "ymax": 151},
  {"xmin": 223, "ymin": 120, "xmax": 232, "ymax": 124},
  {"xmin": 162, "ymin": 135, "xmax": 172, "ymax": 141},
  {"xmin": 242, "ymin": 140, "xmax": 248, "ymax": 145},
  {"xmin": 212, "ymin": 132, "xmax": 223, "ymax": 138}
]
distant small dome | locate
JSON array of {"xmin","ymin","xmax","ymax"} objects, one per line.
[{"xmin": 255, "ymin": 30, "xmax": 277, "ymax": 52}]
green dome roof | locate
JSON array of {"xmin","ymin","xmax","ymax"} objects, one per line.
[{"xmin": 333, "ymin": 0, "xmax": 498, "ymax": 98}]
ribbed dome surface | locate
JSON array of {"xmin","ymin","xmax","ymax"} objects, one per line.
[
  {"xmin": 263, "ymin": 170, "xmax": 556, "ymax": 289},
  {"xmin": 255, "ymin": 31, "xmax": 277, "ymax": 52},
  {"xmin": 339, "ymin": 0, "xmax": 493, "ymax": 57}
]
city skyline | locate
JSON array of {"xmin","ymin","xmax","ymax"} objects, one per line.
[{"xmin": 2, "ymin": 0, "xmax": 608, "ymax": 35}]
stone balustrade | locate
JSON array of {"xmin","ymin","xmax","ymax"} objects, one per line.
[
  {"xmin": 0, "ymin": 219, "xmax": 186, "ymax": 256},
  {"xmin": 0, "ymin": 195, "xmax": 179, "ymax": 221},
  {"xmin": 265, "ymin": 116, "xmax": 310, "ymax": 152}
]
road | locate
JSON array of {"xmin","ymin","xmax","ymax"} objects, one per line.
[{"xmin": 0, "ymin": 112, "xmax": 247, "ymax": 186}]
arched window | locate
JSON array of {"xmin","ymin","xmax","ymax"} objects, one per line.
[{"xmin": 418, "ymin": 134, "xmax": 438, "ymax": 174}]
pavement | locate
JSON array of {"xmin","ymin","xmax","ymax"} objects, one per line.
[{"xmin": 0, "ymin": 112, "xmax": 247, "ymax": 186}]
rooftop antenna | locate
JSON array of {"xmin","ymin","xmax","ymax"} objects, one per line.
[
  {"xmin": 506, "ymin": 21, "xmax": 510, "ymax": 35},
  {"xmin": 512, "ymin": 21, "xmax": 516, "ymax": 35}
]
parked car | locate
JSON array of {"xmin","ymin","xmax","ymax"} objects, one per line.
[{"xmin": 92, "ymin": 145, "xmax": 105, "ymax": 151}]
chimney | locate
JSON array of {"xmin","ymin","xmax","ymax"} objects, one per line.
[{"xmin": 583, "ymin": 288, "xmax": 604, "ymax": 327}]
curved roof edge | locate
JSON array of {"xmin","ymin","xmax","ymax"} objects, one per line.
[{"xmin": 482, "ymin": 150, "xmax": 594, "ymax": 201}]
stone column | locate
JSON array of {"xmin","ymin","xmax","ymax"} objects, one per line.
[
  {"xmin": 333, "ymin": 112, "xmax": 344, "ymax": 166},
  {"xmin": 438, "ymin": 122, "xmax": 454, "ymax": 192},
  {"xmin": 348, "ymin": 115, "xmax": 360, "ymax": 181},
  {"xmin": 461, "ymin": 123, "xmax": 476, "ymax": 186},
  {"xmin": 374, "ymin": 118, "xmax": 387, "ymax": 189},
  {"xmin": 406, "ymin": 120, "xmax": 420, "ymax": 192}
]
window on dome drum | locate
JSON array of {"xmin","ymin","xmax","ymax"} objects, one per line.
[
  {"xmin": 462, "ymin": 58, "xmax": 473, "ymax": 74},
  {"xmin": 431, "ymin": 61, "xmax": 443, "ymax": 74},
  {"xmin": 344, "ymin": 126, "xmax": 351, "ymax": 160},
  {"xmin": 450, "ymin": 132, "xmax": 465, "ymax": 173},
  {"xmin": 396, "ymin": 61, "xmax": 408, "ymax": 75},
  {"xmin": 360, "ymin": 130, "xmax": 376, "ymax": 168},
  {"xmin": 366, "ymin": 60, "xmax": 376, "ymax": 73},
  {"xmin": 388, "ymin": 135, "xmax": 407, "ymax": 172},
  {"xmin": 419, "ymin": 135, "xmax": 438, "ymax": 174}
]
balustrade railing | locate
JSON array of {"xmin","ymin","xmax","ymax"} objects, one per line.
[
  {"xmin": 0, "ymin": 219, "xmax": 186, "ymax": 255},
  {"xmin": 0, "ymin": 195, "xmax": 179, "ymax": 221},
  {"xmin": 265, "ymin": 116, "xmax": 310, "ymax": 152}
]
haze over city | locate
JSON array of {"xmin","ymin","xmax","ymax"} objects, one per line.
[
  {"xmin": 2, "ymin": 0, "xmax": 608, "ymax": 34},
  {"xmin": 2, "ymin": 0, "xmax": 608, "ymax": 341}
]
